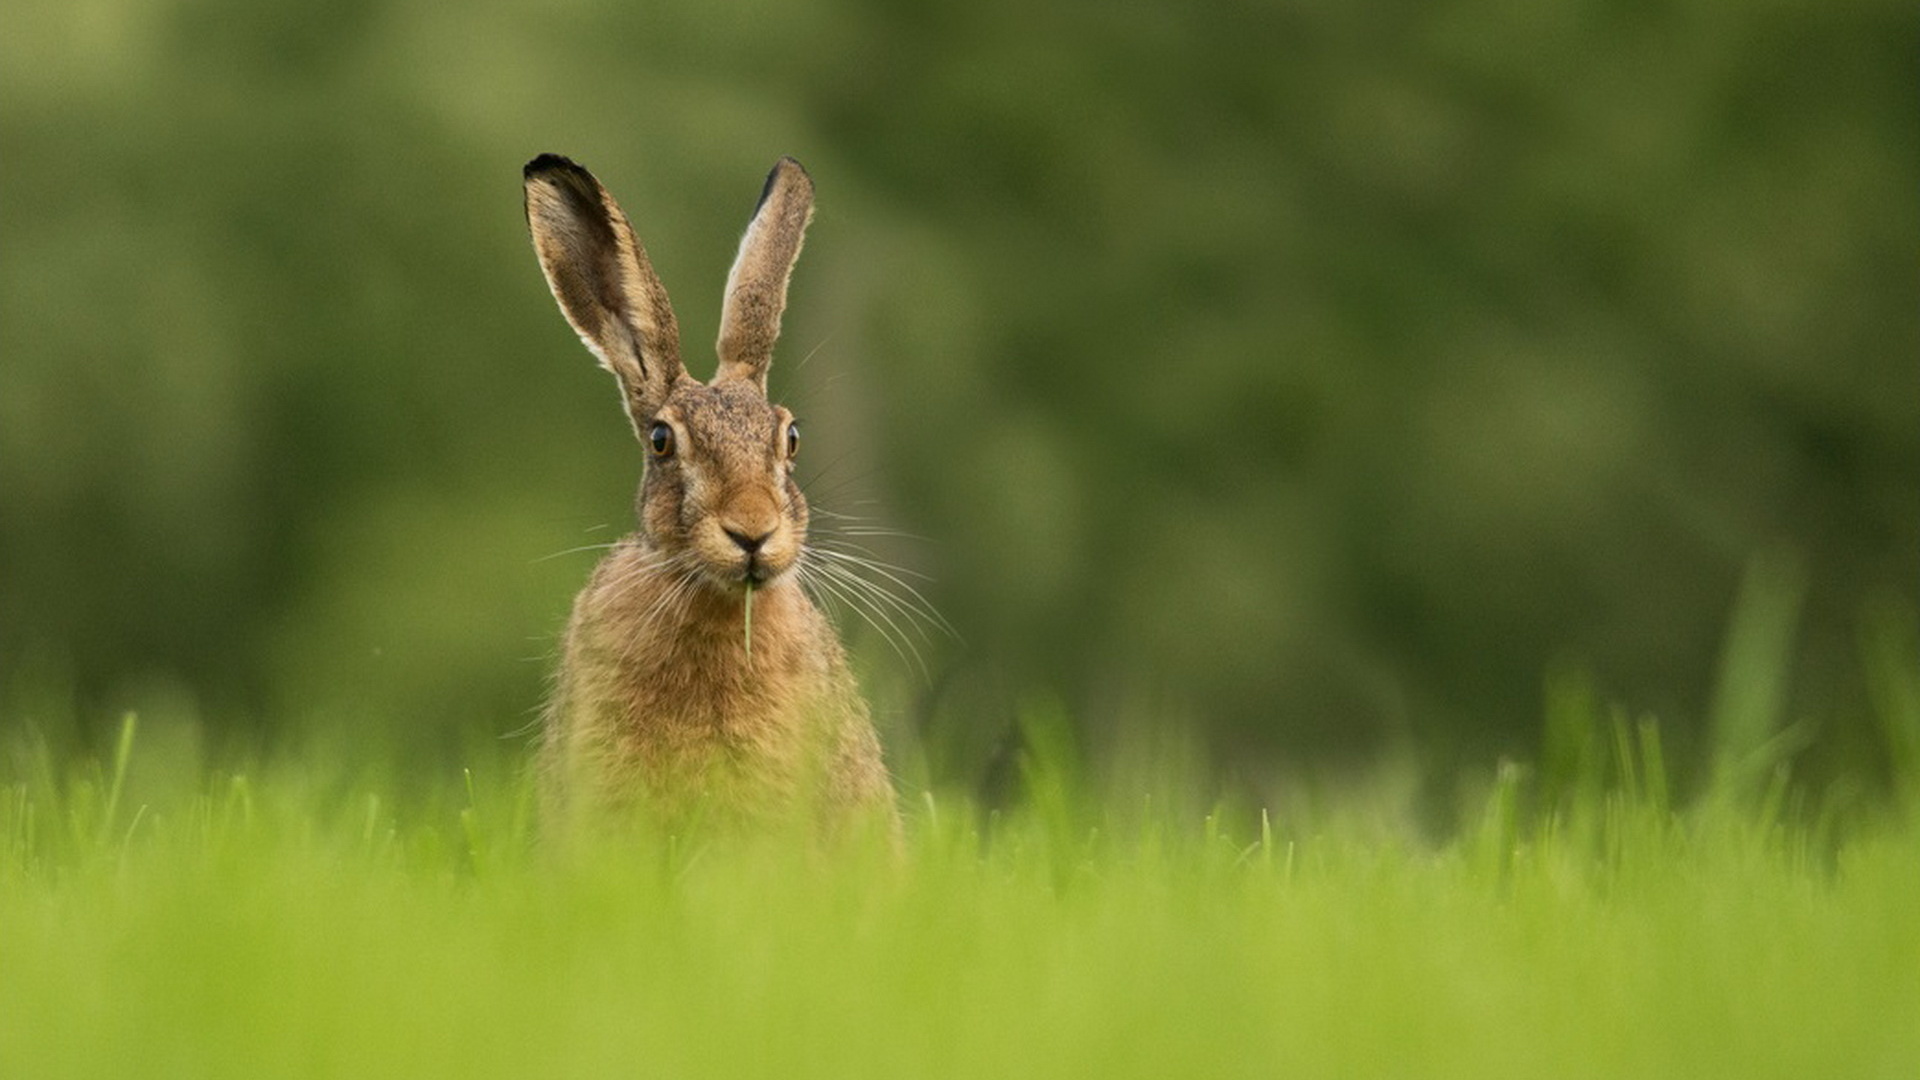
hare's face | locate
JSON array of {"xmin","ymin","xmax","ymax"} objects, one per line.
[
  {"xmin": 525, "ymin": 153, "xmax": 822, "ymax": 598},
  {"xmin": 642, "ymin": 380, "xmax": 807, "ymax": 591}
]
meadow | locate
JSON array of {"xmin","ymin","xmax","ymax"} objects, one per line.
[
  {"xmin": 5, "ymin": 2, "xmax": 1913, "ymax": 1076},
  {"xmin": 5, "ymin": 674, "xmax": 1917, "ymax": 1079}
]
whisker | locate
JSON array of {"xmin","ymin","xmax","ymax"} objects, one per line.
[
  {"xmin": 810, "ymin": 539, "xmax": 936, "ymax": 580},
  {"xmin": 808, "ymin": 547, "xmax": 958, "ymax": 639},
  {"xmin": 801, "ymin": 561, "xmax": 927, "ymax": 680},
  {"xmin": 806, "ymin": 551, "xmax": 940, "ymax": 658},
  {"xmin": 836, "ymin": 526, "xmax": 931, "ymax": 541},
  {"xmin": 809, "ymin": 511, "xmax": 933, "ymax": 547},
  {"xmin": 811, "ymin": 558, "xmax": 941, "ymax": 647},
  {"xmin": 793, "ymin": 333, "xmax": 835, "ymax": 372},
  {"xmin": 532, "ymin": 541, "xmax": 622, "ymax": 563},
  {"xmin": 797, "ymin": 452, "xmax": 871, "ymax": 494},
  {"xmin": 808, "ymin": 505, "xmax": 866, "ymax": 521},
  {"xmin": 593, "ymin": 548, "xmax": 690, "ymax": 591},
  {"xmin": 808, "ymin": 499, "xmax": 888, "ymax": 520},
  {"xmin": 619, "ymin": 557, "xmax": 702, "ymax": 666},
  {"xmin": 790, "ymin": 369, "xmax": 855, "ymax": 401}
]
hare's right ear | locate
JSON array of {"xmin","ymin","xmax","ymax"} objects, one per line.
[{"xmin": 524, "ymin": 154, "xmax": 686, "ymax": 428}]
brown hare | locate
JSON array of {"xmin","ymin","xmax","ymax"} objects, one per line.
[{"xmin": 523, "ymin": 153, "xmax": 895, "ymax": 834}]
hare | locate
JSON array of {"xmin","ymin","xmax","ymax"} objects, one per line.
[{"xmin": 523, "ymin": 153, "xmax": 895, "ymax": 834}]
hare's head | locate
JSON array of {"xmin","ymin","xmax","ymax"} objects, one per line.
[{"xmin": 524, "ymin": 154, "xmax": 817, "ymax": 593}]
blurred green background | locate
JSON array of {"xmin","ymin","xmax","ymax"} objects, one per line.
[{"xmin": 3, "ymin": 0, "xmax": 1914, "ymax": 793}]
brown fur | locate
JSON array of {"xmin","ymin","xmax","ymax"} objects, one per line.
[
  {"xmin": 523, "ymin": 154, "xmax": 895, "ymax": 835},
  {"xmin": 717, "ymin": 157, "xmax": 813, "ymax": 387}
]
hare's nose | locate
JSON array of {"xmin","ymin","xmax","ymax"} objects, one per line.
[{"xmin": 725, "ymin": 526, "xmax": 773, "ymax": 555}]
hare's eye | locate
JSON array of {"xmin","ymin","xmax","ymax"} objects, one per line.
[
  {"xmin": 647, "ymin": 421, "xmax": 675, "ymax": 458},
  {"xmin": 784, "ymin": 421, "xmax": 800, "ymax": 459}
]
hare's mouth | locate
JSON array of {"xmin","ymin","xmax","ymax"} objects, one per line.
[
  {"xmin": 688, "ymin": 521, "xmax": 797, "ymax": 592},
  {"xmin": 704, "ymin": 554, "xmax": 792, "ymax": 593}
]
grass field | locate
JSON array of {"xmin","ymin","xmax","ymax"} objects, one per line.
[{"xmin": 3, "ymin": 694, "xmax": 1917, "ymax": 1080}]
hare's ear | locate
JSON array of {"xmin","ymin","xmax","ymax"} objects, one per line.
[
  {"xmin": 715, "ymin": 157, "xmax": 815, "ymax": 389},
  {"xmin": 524, "ymin": 154, "xmax": 686, "ymax": 428}
]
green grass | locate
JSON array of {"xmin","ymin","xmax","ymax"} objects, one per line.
[{"xmin": 3, "ymin": 704, "xmax": 1918, "ymax": 1080}]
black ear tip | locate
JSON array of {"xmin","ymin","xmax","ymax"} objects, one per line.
[
  {"xmin": 525, "ymin": 153, "xmax": 584, "ymax": 180},
  {"xmin": 756, "ymin": 156, "xmax": 810, "ymax": 210},
  {"xmin": 525, "ymin": 154, "xmax": 608, "ymax": 216}
]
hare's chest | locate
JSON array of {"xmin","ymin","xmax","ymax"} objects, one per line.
[{"xmin": 578, "ymin": 619, "xmax": 820, "ymax": 752}]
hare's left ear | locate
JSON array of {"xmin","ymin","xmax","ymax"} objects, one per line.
[
  {"xmin": 715, "ymin": 157, "xmax": 815, "ymax": 389},
  {"xmin": 524, "ymin": 154, "xmax": 687, "ymax": 431}
]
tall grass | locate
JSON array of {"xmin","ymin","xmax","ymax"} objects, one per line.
[
  {"xmin": 4, "ymin": 718, "xmax": 1916, "ymax": 1078},
  {"xmin": 4, "ymin": 590, "xmax": 1918, "ymax": 1077}
]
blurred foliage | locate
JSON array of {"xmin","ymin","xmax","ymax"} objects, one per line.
[{"xmin": 2, "ymin": 0, "xmax": 1915, "ymax": 787}]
